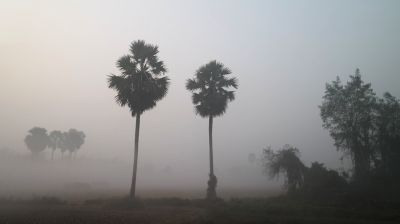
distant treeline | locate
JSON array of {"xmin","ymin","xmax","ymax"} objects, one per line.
[{"xmin": 24, "ymin": 127, "xmax": 85, "ymax": 160}]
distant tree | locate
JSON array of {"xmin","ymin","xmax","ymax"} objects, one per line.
[
  {"xmin": 59, "ymin": 132, "xmax": 69, "ymax": 159},
  {"xmin": 108, "ymin": 40, "xmax": 169, "ymax": 200},
  {"xmin": 186, "ymin": 60, "xmax": 238, "ymax": 200},
  {"xmin": 24, "ymin": 127, "xmax": 49, "ymax": 157},
  {"xmin": 263, "ymin": 145, "xmax": 306, "ymax": 194},
  {"xmin": 320, "ymin": 69, "xmax": 376, "ymax": 180},
  {"xmin": 375, "ymin": 92, "xmax": 400, "ymax": 177},
  {"xmin": 63, "ymin": 129, "xmax": 86, "ymax": 159},
  {"xmin": 48, "ymin": 130, "xmax": 63, "ymax": 160}
]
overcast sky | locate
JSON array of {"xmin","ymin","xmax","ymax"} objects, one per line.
[{"xmin": 1, "ymin": 0, "xmax": 400, "ymax": 173}]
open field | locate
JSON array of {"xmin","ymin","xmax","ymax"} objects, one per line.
[{"xmin": 1, "ymin": 197, "xmax": 399, "ymax": 224}]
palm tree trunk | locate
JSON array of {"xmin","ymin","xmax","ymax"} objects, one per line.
[
  {"xmin": 130, "ymin": 113, "xmax": 141, "ymax": 200},
  {"xmin": 209, "ymin": 116, "xmax": 214, "ymax": 175},
  {"xmin": 207, "ymin": 116, "xmax": 217, "ymax": 200}
]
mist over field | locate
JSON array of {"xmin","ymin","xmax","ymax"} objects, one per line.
[
  {"xmin": 1, "ymin": 2, "xmax": 400, "ymax": 223},
  {"xmin": 0, "ymin": 148, "xmax": 280, "ymax": 199}
]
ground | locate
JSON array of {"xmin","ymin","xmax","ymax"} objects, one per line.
[{"xmin": 1, "ymin": 197, "xmax": 400, "ymax": 224}]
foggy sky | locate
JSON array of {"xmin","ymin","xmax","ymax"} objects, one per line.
[{"xmin": 1, "ymin": 0, "xmax": 400, "ymax": 188}]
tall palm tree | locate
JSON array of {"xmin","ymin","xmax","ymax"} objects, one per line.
[
  {"xmin": 186, "ymin": 60, "xmax": 238, "ymax": 200},
  {"xmin": 108, "ymin": 40, "xmax": 169, "ymax": 200}
]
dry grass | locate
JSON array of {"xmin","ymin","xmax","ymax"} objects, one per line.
[{"xmin": 0, "ymin": 197, "xmax": 399, "ymax": 224}]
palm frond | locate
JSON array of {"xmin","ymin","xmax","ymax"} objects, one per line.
[
  {"xmin": 186, "ymin": 60, "xmax": 238, "ymax": 117},
  {"xmin": 117, "ymin": 55, "xmax": 136, "ymax": 76},
  {"xmin": 186, "ymin": 78, "xmax": 201, "ymax": 91},
  {"xmin": 108, "ymin": 40, "xmax": 169, "ymax": 115}
]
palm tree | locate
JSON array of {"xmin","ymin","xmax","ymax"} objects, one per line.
[
  {"xmin": 60, "ymin": 132, "xmax": 69, "ymax": 159},
  {"xmin": 108, "ymin": 40, "xmax": 169, "ymax": 200},
  {"xmin": 186, "ymin": 60, "xmax": 238, "ymax": 200},
  {"xmin": 24, "ymin": 127, "xmax": 49, "ymax": 158},
  {"xmin": 48, "ymin": 130, "xmax": 63, "ymax": 160},
  {"xmin": 64, "ymin": 129, "xmax": 86, "ymax": 159}
]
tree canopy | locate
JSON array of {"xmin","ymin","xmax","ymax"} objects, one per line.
[
  {"xmin": 24, "ymin": 127, "xmax": 49, "ymax": 156},
  {"xmin": 320, "ymin": 69, "xmax": 400, "ymax": 181},
  {"xmin": 320, "ymin": 69, "xmax": 376, "ymax": 179},
  {"xmin": 108, "ymin": 40, "xmax": 169, "ymax": 116},
  {"xmin": 186, "ymin": 60, "xmax": 238, "ymax": 117},
  {"xmin": 263, "ymin": 145, "xmax": 306, "ymax": 194}
]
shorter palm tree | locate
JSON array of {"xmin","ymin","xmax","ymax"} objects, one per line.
[{"xmin": 186, "ymin": 60, "xmax": 238, "ymax": 200}]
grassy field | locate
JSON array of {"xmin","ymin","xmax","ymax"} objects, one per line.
[{"xmin": 0, "ymin": 197, "xmax": 399, "ymax": 224}]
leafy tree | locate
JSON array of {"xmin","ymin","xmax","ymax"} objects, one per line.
[
  {"xmin": 263, "ymin": 145, "xmax": 306, "ymax": 194},
  {"xmin": 320, "ymin": 69, "xmax": 376, "ymax": 180},
  {"xmin": 108, "ymin": 40, "xmax": 169, "ymax": 200},
  {"xmin": 48, "ymin": 130, "xmax": 63, "ymax": 160},
  {"xmin": 375, "ymin": 92, "xmax": 400, "ymax": 177},
  {"xmin": 24, "ymin": 127, "xmax": 49, "ymax": 157},
  {"xmin": 302, "ymin": 162, "xmax": 347, "ymax": 199},
  {"xmin": 186, "ymin": 60, "xmax": 238, "ymax": 200}
]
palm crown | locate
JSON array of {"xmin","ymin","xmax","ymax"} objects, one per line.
[
  {"xmin": 186, "ymin": 60, "xmax": 238, "ymax": 117},
  {"xmin": 48, "ymin": 130, "xmax": 63, "ymax": 150},
  {"xmin": 108, "ymin": 40, "xmax": 169, "ymax": 116}
]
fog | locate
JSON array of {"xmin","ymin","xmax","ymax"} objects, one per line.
[{"xmin": 1, "ymin": 0, "xmax": 399, "ymax": 199}]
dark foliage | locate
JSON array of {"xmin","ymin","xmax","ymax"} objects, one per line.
[
  {"xmin": 320, "ymin": 69, "xmax": 376, "ymax": 180},
  {"xmin": 108, "ymin": 40, "xmax": 169, "ymax": 117},
  {"xmin": 320, "ymin": 69, "xmax": 400, "ymax": 184},
  {"xmin": 301, "ymin": 162, "xmax": 348, "ymax": 201},
  {"xmin": 24, "ymin": 127, "xmax": 49, "ymax": 156},
  {"xmin": 263, "ymin": 145, "xmax": 306, "ymax": 194},
  {"xmin": 186, "ymin": 60, "xmax": 237, "ymax": 117}
]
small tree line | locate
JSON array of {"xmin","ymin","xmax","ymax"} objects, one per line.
[
  {"xmin": 24, "ymin": 127, "xmax": 86, "ymax": 160},
  {"xmin": 263, "ymin": 69, "xmax": 400, "ymax": 201},
  {"xmin": 320, "ymin": 69, "xmax": 400, "ymax": 182},
  {"xmin": 263, "ymin": 145, "xmax": 347, "ymax": 199}
]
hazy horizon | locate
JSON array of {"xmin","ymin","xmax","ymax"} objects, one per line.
[{"xmin": 1, "ymin": 0, "xmax": 400, "ymax": 197}]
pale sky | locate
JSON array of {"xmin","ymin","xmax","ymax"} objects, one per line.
[{"xmin": 1, "ymin": 0, "xmax": 400, "ymax": 175}]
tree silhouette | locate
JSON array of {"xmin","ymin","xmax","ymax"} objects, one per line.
[
  {"xmin": 375, "ymin": 92, "xmax": 400, "ymax": 177},
  {"xmin": 320, "ymin": 69, "xmax": 376, "ymax": 180},
  {"xmin": 186, "ymin": 60, "xmax": 238, "ymax": 200},
  {"xmin": 59, "ymin": 132, "xmax": 69, "ymax": 159},
  {"xmin": 263, "ymin": 145, "xmax": 306, "ymax": 194},
  {"xmin": 63, "ymin": 129, "xmax": 85, "ymax": 158},
  {"xmin": 302, "ymin": 162, "xmax": 347, "ymax": 199},
  {"xmin": 108, "ymin": 40, "xmax": 169, "ymax": 200},
  {"xmin": 48, "ymin": 130, "xmax": 63, "ymax": 160},
  {"xmin": 24, "ymin": 127, "xmax": 49, "ymax": 158}
]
